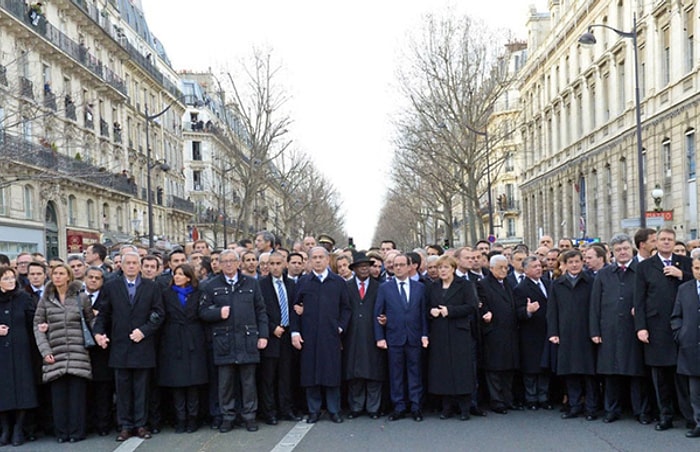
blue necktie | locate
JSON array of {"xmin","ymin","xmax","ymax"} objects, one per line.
[
  {"xmin": 276, "ymin": 279, "xmax": 289, "ymax": 327},
  {"xmin": 663, "ymin": 259, "xmax": 672, "ymax": 267},
  {"xmin": 399, "ymin": 282, "xmax": 408, "ymax": 305},
  {"xmin": 127, "ymin": 282, "xmax": 135, "ymax": 304}
]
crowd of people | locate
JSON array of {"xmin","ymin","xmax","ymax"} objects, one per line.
[{"xmin": 1, "ymin": 227, "xmax": 700, "ymax": 446}]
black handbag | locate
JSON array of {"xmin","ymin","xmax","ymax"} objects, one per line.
[{"xmin": 78, "ymin": 298, "xmax": 96, "ymax": 349}]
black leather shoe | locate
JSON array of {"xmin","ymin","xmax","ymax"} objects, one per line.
[
  {"xmin": 210, "ymin": 416, "xmax": 222, "ymax": 430},
  {"xmin": 561, "ymin": 411, "xmax": 580, "ymax": 419},
  {"xmin": 98, "ymin": 430, "xmax": 110, "ymax": 437},
  {"xmin": 655, "ymin": 420, "xmax": 673, "ymax": 431},
  {"xmin": 469, "ymin": 407, "xmax": 487, "ymax": 417},
  {"xmin": 687, "ymin": 421, "xmax": 697, "ymax": 430},
  {"xmin": 330, "ymin": 413, "xmax": 343, "ymax": 424},
  {"xmin": 459, "ymin": 412, "xmax": 470, "ymax": 421},
  {"xmin": 527, "ymin": 403, "xmax": 539, "ymax": 411},
  {"xmin": 10, "ymin": 428, "xmax": 24, "ymax": 447},
  {"xmin": 387, "ymin": 411, "xmax": 405, "ymax": 421},
  {"xmin": 540, "ymin": 403, "xmax": 554, "ymax": 410},
  {"xmin": 637, "ymin": 414, "xmax": 652, "ymax": 425},
  {"xmin": 150, "ymin": 426, "xmax": 161, "ymax": 435},
  {"xmin": 439, "ymin": 411, "xmax": 453, "ymax": 419},
  {"xmin": 585, "ymin": 414, "xmax": 598, "ymax": 421},
  {"xmin": 306, "ymin": 413, "xmax": 320, "ymax": 424},
  {"xmin": 686, "ymin": 427, "xmax": 700, "ymax": 438},
  {"xmin": 510, "ymin": 403, "xmax": 525, "ymax": 411},
  {"xmin": 368, "ymin": 412, "xmax": 380, "ymax": 419},
  {"xmin": 492, "ymin": 407, "xmax": 508, "ymax": 415},
  {"xmin": 219, "ymin": 420, "xmax": 234, "ymax": 433},
  {"xmin": 603, "ymin": 413, "xmax": 619, "ymax": 423},
  {"xmin": 280, "ymin": 413, "xmax": 302, "ymax": 422},
  {"xmin": 56, "ymin": 438, "xmax": 67, "ymax": 444},
  {"xmin": 411, "ymin": 410, "xmax": 423, "ymax": 422},
  {"xmin": 346, "ymin": 411, "xmax": 361, "ymax": 419},
  {"xmin": 245, "ymin": 421, "xmax": 258, "ymax": 432},
  {"xmin": 266, "ymin": 416, "xmax": 278, "ymax": 426}
]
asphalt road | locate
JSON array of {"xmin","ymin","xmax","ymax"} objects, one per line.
[{"xmin": 15, "ymin": 408, "xmax": 698, "ymax": 451}]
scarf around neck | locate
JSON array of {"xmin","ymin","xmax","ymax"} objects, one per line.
[{"xmin": 171, "ymin": 285, "xmax": 194, "ymax": 307}]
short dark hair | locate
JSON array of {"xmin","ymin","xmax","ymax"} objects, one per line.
[
  {"xmin": 27, "ymin": 261, "xmax": 47, "ymax": 274},
  {"xmin": 562, "ymin": 249, "xmax": 583, "ymax": 263},
  {"xmin": 0, "ymin": 254, "xmax": 9, "ymax": 266},
  {"xmin": 171, "ymin": 263, "xmax": 198, "ymax": 289},
  {"xmin": 426, "ymin": 244, "xmax": 444, "ymax": 256},
  {"xmin": 380, "ymin": 240, "xmax": 396, "ymax": 249},
  {"xmin": 634, "ymin": 228, "xmax": 656, "ymax": 249},
  {"xmin": 238, "ymin": 238, "xmax": 252, "ymax": 247},
  {"xmin": 287, "ymin": 252, "xmax": 303, "ymax": 263},
  {"xmin": 407, "ymin": 251, "xmax": 421, "ymax": 268},
  {"xmin": 90, "ymin": 243, "xmax": 108, "ymax": 261}
]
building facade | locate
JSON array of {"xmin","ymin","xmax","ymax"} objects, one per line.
[{"xmin": 518, "ymin": 0, "xmax": 699, "ymax": 245}]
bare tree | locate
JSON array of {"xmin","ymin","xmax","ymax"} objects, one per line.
[
  {"xmin": 384, "ymin": 12, "xmax": 517, "ymax": 245},
  {"xmin": 223, "ymin": 49, "xmax": 292, "ymax": 238}
]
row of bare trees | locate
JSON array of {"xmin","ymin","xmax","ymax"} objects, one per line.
[
  {"xmin": 373, "ymin": 12, "xmax": 518, "ymax": 249},
  {"xmin": 217, "ymin": 50, "xmax": 345, "ymax": 244}
]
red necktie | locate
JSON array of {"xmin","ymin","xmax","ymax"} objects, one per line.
[
  {"xmin": 620, "ymin": 265, "xmax": 626, "ymax": 272},
  {"xmin": 359, "ymin": 281, "xmax": 365, "ymax": 300}
]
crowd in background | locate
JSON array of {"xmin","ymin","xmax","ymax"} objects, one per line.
[{"xmin": 2, "ymin": 227, "xmax": 700, "ymax": 446}]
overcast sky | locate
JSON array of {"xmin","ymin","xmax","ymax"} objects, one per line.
[{"xmin": 142, "ymin": 0, "xmax": 549, "ymax": 249}]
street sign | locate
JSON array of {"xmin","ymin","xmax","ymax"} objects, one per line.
[
  {"xmin": 621, "ymin": 218, "xmax": 640, "ymax": 229},
  {"xmin": 647, "ymin": 217, "xmax": 664, "ymax": 227},
  {"xmin": 487, "ymin": 234, "xmax": 496, "ymax": 243},
  {"xmin": 645, "ymin": 210, "xmax": 673, "ymax": 221}
]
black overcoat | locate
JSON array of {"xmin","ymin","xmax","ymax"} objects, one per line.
[
  {"xmin": 0, "ymin": 288, "xmax": 38, "ymax": 411},
  {"xmin": 93, "ymin": 276, "xmax": 164, "ymax": 369},
  {"xmin": 199, "ymin": 273, "xmax": 268, "ymax": 366},
  {"xmin": 342, "ymin": 277, "xmax": 386, "ymax": 382},
  {"xmin": 671, "ymin": 279, "xmax": 700, "ymax": 376},
  {"xmin": 477, "ymin": 274, "xmax": 519, "ymax": 371},
  {"xmin": 634, "ymin": 254, "xmax": 692, "ymax": 366},
  {"xmin": 89, "ymin": 291, "xmax": 112, "ymax": 382},
  {"xmin": 546, "ymin": 273, "xmax": 595, "ymax": 375},
  {"xmin": 158, "ymin": 286, "xmax": 207, "ymax": 387},
  {"xmin": 427, "ymin": 277, "xmax": 477, "ymax": 395},
  {"xmin": 291, "ymin": 272, "xmax": 351, "ymax": 387},
  {"xmin": 513, "ymin": 278, "xmax": 551, "ymax": 374},
  {"xmin": 589, "ymin": 262, "xmax": 644, "ymax": 376}
]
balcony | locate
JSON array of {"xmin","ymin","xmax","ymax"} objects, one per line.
[
  {"xmin": 19, "ymin": 76, "xmax": 33, "ymax": 99},
  {"xmin": 169, "ymin": 195, "xmax": 195, "ymax": 214},
  {"xmin": 0, "ymin": 133, "xmax": 137, "ymax": 196},
  {"xmin": 0, "ymin": 0, "xmax": 127, "ymax": 96},
  {"xmin": 44, "ymin": 92, "xmax": 57, "ymax": 111}
]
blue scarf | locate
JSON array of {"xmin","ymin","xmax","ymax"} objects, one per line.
[{"xmin": 171, "ymin": 285, "xmax": 194, "ymax": 307}]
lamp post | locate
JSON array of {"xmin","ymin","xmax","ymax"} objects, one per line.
[
  {"xmin": 144, "ymin": 100, "xmax": 181, "ymax": 248},
  {"xmin": 651, "ymin": 184, "xmax": 664, "ymax": 212},
  {"xmin": 579, "ymin": 13, "xmax": 645, "ymax": 228},
  {"xmin": 463, "ymin": 124, "xmax": 495, "ymax": 237}
]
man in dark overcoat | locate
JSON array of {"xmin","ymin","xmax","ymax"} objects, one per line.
[
  {"xmin": 547, "ymin": 249, "xmax": 598, "ymax": 420},
  {"xmin": 634, "ymin": 228, "xmax": 693, "ymax": 431},
  {"xmin": 590, "ymin": 233, "xmax": 650, "ymax": 423},
  {"xmin": 671, "ymin": 255, "xmax": 700, "ymax": 438},
  {"xmin": 93, "ymin": 252, "xmax": 164, "ymax": 442},
  {"xmin": 291, "ymin": 247, "xmax": 351, "ymax": 424},
  {"xmin": 513, "ymin": 255, "xmax": 552, "ymax": 410},
  {"xmin": 478, "ymin": 254, "xmax": 519, "ymax": 414},
  {"xmin": 199, "ymin": 249, "xmax": 268, "ymax": 433},
  {"xmin": 342, "ymin": 253, "xmax": 386, "ymax": 419},
  {"xmin": 258, "ymin": 252, "xmax": 299, "ymax": 424}
]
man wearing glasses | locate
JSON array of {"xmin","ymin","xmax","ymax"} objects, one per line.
[{"xmin": 15, "ymin": 253, "xmax": 33, "ymax": 289}]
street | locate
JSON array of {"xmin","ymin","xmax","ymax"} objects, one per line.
[{"xmin": 18, "ymin": 408, "xmax": 695, "ymax": 452}]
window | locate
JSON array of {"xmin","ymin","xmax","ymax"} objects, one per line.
[
  {"xmin": 662, "ymin": 139, "xmax": 672, "ymax": 179},
  {"xmin": 686, "ymin": 10, "xmax": 695, "ymax": 73},
  {"xmin": 23, "ymin": 186, "xmax": 33, "ymax": 219},
  {"xmin": 0, "ymin": 187, "xmax": 7, "ymax": 216},
  {"xmin": 87, "ymin": 199, "xmax": 95, "ymax": 228},
  {"xmin": 68, "ymin": 195, "xmax": 76, "ymax": 225},
  {"xmin": 192, "ymin": 141, "xmax": 202, "ymax": 160},
  {"xmin": 589, "ymin": 82, "xmax": 596, "ymax": 130},
  {"xmin": 102, "ymin": 203, "xmax": 110, "ymax": 230},
  {"xmin": 116, "ymin": 206, "xmax": 123, "ymax": 232},
  {"xmin": 617, "ymin": 61, "xmax": 625, "ymax": 113},
  {"xmin": 663, "ymin": 27, "xmax": 671, "ymax": 85},
  {"xmin": 504, "ymin": 153, "xmax": 514, "ymax": 172},
  {"xmin": 687, "ymin": 129, "xmax": 696, "ymax": 180},
  {"xmin": 602, "ymin": 71, "xmax": 610, "ymax": 121},
  {"xmin": 193, "ymin": 171, "xmax": 202, "ymax": 191},
  {"xmin": 507, "ymin": 218, "xmax": 516, "ymax": 238}
]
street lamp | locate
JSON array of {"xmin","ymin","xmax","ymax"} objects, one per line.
[
  {"xmin": 463, "ymin": 124, "xmax": 495, "ymax": 237},
  {"xmin": 144, "ymin": 99, "xmax": 182, "ymax": 248},
  {"xmin": 651, "ymin": 184, "xmax": 664, "ymax": 212},
  {"xmin": 579, "ymin": 13, "xmax": 646, "ymax": 228}
]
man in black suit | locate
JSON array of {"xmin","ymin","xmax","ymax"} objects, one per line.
[
  {"xmin": 343, "ymin": 253, "xmax": 386, "ymax": 419},
  {"xmin": 84, "ymin": 266, "xmax": 114, "ymax": 436},
  {"xmin": 94, "ymin": 252, "xmax": 164, "ymax": 442},
  {"xmin": 258, "ymin": 252, "xmax": 299, "ymax": 425},
  {"xmin": 634, "ymin": 228, "xmax": 693, "ymax": 431},
  {"xmin": 513, "ymin": 256, "xmax": 552, "ymax": 410},
  {"xmin": 505, "ymin": 249, "xmax": 527, "ymax": 290},
  {"xmin": 478, "ymin": 255, "xmax": 519, "ymax": 414},
  {"xmin": 671, "ymin": 256, "xmax": 700, "ymax": 438}
]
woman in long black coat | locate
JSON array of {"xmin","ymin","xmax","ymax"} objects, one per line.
[
  {"xmin": 427, "ymin": 256, "xmax": 477, "ymax": 420},
  {"xmin": 0, "ymin": 266, "xmax": 38, "ymax": 446},
  {"xmin": 158, "ymin": 264, "xmax": 207, "ymax": 433}
]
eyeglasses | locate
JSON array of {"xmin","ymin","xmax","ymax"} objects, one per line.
[
  {"xmin": 16, "ymin": 262, "xmax": 30, "ymax": 266},
  {"xmin": 0, "ymin": 277, "xmax": 16, "ymax": 282},
  {"xmin": 86, "ymin": 275, "xmax": 103, "ymax": 280},
  {"xmin": 220, "ymin": 260, "xmax": 238, "ymax": 265}
]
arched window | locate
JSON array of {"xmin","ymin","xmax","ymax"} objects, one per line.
[
  {"xmin": 68, "ymin": 195, "xmax": 77, "ymax": 225},
  {"xmin": 24, "ymin": 185, "xmax": 34, "ymax": 219},
  {"xmin": 87, "ymin": 199, "xmax": 95, "ymax": 228},
  {"xmin": 102, "ymin": 203, "xmax": 110, "ymax": 230}
]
